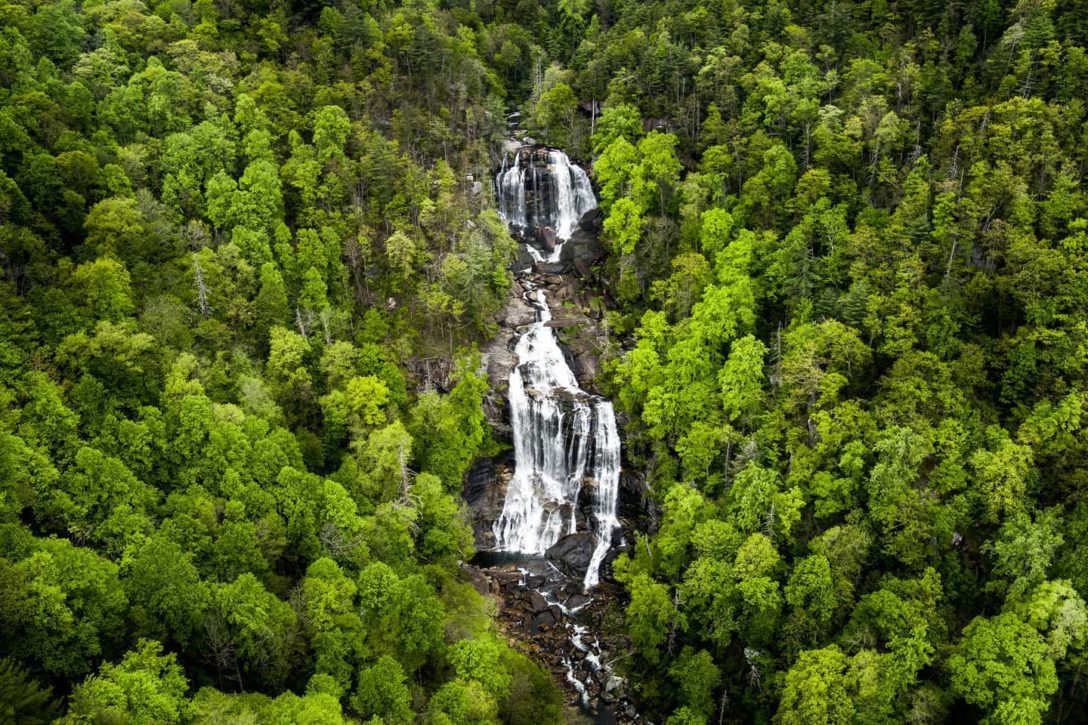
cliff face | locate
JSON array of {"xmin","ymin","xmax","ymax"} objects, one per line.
[{"xmin": 495, "ymin": 147, "xmax": 597, "ymax": 248}]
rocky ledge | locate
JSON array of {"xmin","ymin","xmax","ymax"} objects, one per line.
[
  {"xmin": 463, "ymin": 458, "xmax": 653, "ymax": 721},
  {"xmin": 514, "ymin": 207, "xmax": 606, "ymax": 276},
  {"xmin": 464, "ymin": 457, "xmax": 650, "ymax": 565}
]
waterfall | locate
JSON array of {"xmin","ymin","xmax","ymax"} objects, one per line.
[
  {"xmin": 492, "ymin": 145, "xmax": 618, "ymax": 589},
  {"xmin": 583, "ymin": 398, "xmax": 620, "ymax": 590},
  {"xmin": 492, "ymin": 283, "xmax": 621, "ymax": 590},
  {"xmin": 494, "ymin": 148, "xmax": 596, "ymax": 262}
]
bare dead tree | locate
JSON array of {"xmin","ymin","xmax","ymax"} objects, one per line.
[
  {"xmin": 320, "ymin": 308, "xmax": 333, "ymax": 345},
  {"xmin": 295, "ymin": 306, "xmax": 310, "ymax": 339},
  {"xmin": 192, "ymin": 254, "xmax": 211, "ymax": 318}
]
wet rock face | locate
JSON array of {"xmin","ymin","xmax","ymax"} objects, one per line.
[
  {"xmin": 619, "ymin": 469, "xmax": 652, "ymax": 529},
  {"xmin": 461, "ymin": 456, "xmax": 651, "ymax": 720},
  {"xmin": 579, "ymin": 207, "xmax": 603, "ymax": 231},
  {"xmin": 471, "ymin": 258, "xmax": 655, "ymax": 559},
  {"xmin": 515, "ymin": 209, "xmax": 605, "ymax": 274},
  {"xmin": 552, "ymin": 209, "xmax": 606, "ymax": 278},
  {"xmin": 463, "ymin": 451, "xmax": 514, "ymax": 550},
  {"xmin": 464, "ymin": 454, "xmax": 648, "ymax": 573},
  {"xmin": 480, "ymin": 272, "xmax": 609, "ymax": 438},
  {"xmin": 495, "ymin": 147, "xmax": 596, "ymax": 246},
  {"xmin": 500, "ymin": 292, "xmax": 537, "ymax": 328},
  {"xmin": 536, "ymin": 225, "xmax": 559, "ymax": 255}
]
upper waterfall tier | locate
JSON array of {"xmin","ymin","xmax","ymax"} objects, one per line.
[{"xmin": 495, "ymin": 148, "xmax": 597, "ymax": 261}]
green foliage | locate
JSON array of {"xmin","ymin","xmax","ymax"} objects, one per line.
[
  {"xmin": 949, "ymin": 613, "xmax": 1059, "ymax": 725},
  {"xmin": 533, "ymin": 82, "xmax": 578, "ymax": 149},
  {"xmin": 668, "ymin": 648, "xmax": 720, "ymax": 719},
  {"xmin": 208, "ymin": 573, "xmax": 299, "ymax": 689},
  {"xmin": 0, "ymin": 18, "xmax": 548, "ymax": 725},
  {"xmin": 0, "ymin": 658, "xmax": 60, "ymax": 724},
  {"xmin": 70, "ymin": 257, "xmax": 135, "ymax": 322},
  {"xmin": 6, "ymin": 0, "xmax": 1088, "ymax": 721},
  {"xmin": 120, "ymin": 533, "xmax": 207, "ymax": 645},
  {"xmin": 62, "ymin": 640, "xmax": 190, "ymax": 724},
  {"xmin": 2, "ymin": 537, "xmax": 127, "ymax": 680},
  {"xmin": 592, "ymin": 103, "xmax": 643, "ymax": 154},
  {"xmin": 585, "ymin": 0, "xmax": 1088, "ymax": 721},
  {"xmin": 623, "ymin": 572, "xmax": 682, "ymax": 662},
  {"xmin": 427, "ymin": 678, "xmax": 499, "ymax": 725},
  {"xmin": 775, "ymin": 647, "xmax": 854, "ymax": 725},
  {"xmin": 447, "ymin": 636, "xmax": 512, "ymax": 698},
  {"xmin": 356, "ymin": 561, "xmax": 444, "ymax": 671},
  {"xmin": 352, "ymin": 655, "xmax": 412, "ymax": 724}
]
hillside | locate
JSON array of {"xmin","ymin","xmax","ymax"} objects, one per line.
[{"xmin": 2, "ymin": 0, "xmax": 1088, "ymax": 723}]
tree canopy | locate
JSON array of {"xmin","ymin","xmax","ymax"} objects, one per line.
[{"xmin": 4, "ymin": 0, "xmax": 1088, "ymax": 721}]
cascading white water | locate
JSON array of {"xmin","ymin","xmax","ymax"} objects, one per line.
[
  {"xmin": 495, "ymin": 148, "xmax": 596, "ymax": 262},
  {"xmin": 492, "ymin": 145, "xmax": 618, "ymax": 589},
  {"xmin": 492, "ymin": 283, "xmax": 620, "ymax": 590},
  {"xmin": 488, "ymin": 143, "xmax": 636, "ymax": 715},
  {"xmin": 582, "ymin": 398, "xmax": 620, "ymax": 590}
]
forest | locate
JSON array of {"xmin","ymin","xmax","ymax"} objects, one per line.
[{"xmin": 2, "ymin": 0, "xmax": 1088, "ymax": 722}]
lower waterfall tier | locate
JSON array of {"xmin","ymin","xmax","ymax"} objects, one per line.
[{"xmin": 492, "ymin": 285, "xmax": 620, "ymax": 590}]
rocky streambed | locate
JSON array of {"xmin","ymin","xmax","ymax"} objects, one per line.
[
  {"xmin": 464, "ymin": 452, "xmax": 650, "ymax": 724},
  {"xmin": 463, "ymin": 557, "xmax": 643, "ymax": 723}
]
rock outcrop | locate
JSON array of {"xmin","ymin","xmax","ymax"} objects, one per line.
[
  {"xmin": 463, "ymin": 451, "xmax": 514, "ymax": 550},
  {"xmin": 558, "ymin": 208, "xmax": 606, "ymax": 277},
  {"xmin": 404, "ymin": 356, "xmax": 455, "ymax": 393},
  {"xmin": 546, "ymin": 532, "xmax": 595, "ymax": 577}
]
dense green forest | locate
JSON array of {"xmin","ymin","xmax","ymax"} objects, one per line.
[{"xmin": 3, "ymin": 0, "xmax": 1088, "ymax": 722}]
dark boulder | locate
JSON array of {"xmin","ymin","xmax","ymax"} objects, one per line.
[
  {"xmin": 501, "ymin": 295, "xmax": 537, "ymax": 328},
  {"xmin": 536, "ymin": 225, "xmax": 559, "ymax": 254},
  {"xmin": 578, "ymin": 207, "xmax": 603, "ymax": 232},
  {"xmin": 530, "ymin": 609, "xmax": 557, "ymax": 631},
  {"xmin": 488, "ymin": 567, "xmax": 525, "ymax": 588},
  {"xmin": 546, "ymin": 531, "xmax": 595, "ymax": 577},
  {"xmin": 559, "ymin": 227, "xmax": 605, "ymax": 275},
  {"xmin": 528, "ymin": 591, "xmax": 551, "ymax": 614},
  {"xmin": 460, "ymin": 564, "xmax": 491, "ymax": 597},
  {"xmin": 532, "ymin": 260, "xmax": 568, "ymax": 276},
  {"xmin": 513, "ymin": 245, "xmax": 536, "ymax": 271}
]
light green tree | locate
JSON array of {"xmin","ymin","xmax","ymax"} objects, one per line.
[{"xmin": 62, "ymin": 640, "xmax": 190, "ymax": 725}]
